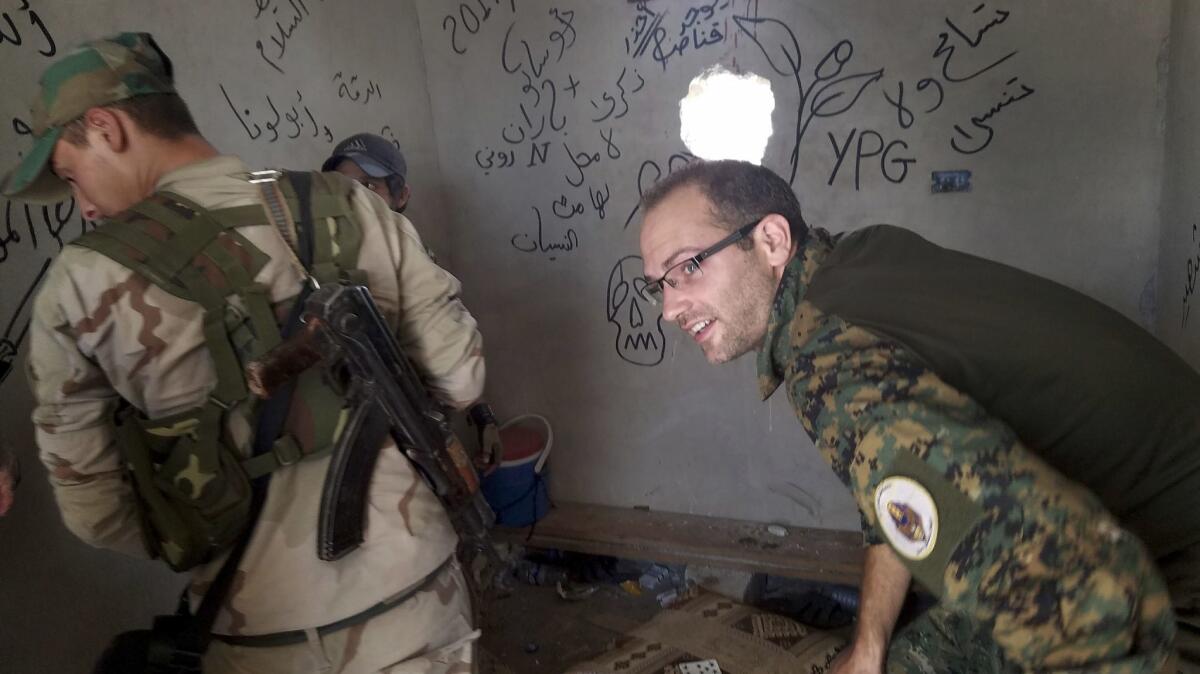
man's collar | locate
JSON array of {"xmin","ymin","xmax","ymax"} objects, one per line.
[
  {"xmin": 756, "ymin": 228, "xmax": 838, "ymax": 399},
  {"xmin": 154, "ymin": 155, "xmax": 250, "ymax": 192}
]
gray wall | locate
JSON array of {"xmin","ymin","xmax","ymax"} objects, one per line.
[
  {"xmin": 1160, "ymin": 0, "xmax": 1200, "ymax": 365},
  {"xmin": 0, "ymin": 1, "xmax": 1186, "ymax": 671}
]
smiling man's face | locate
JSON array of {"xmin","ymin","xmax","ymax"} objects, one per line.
[{"xmin": 639, "ymin": 183, "xmax": 777, "ymax": 364}]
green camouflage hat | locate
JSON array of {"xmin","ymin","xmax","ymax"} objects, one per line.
[{"xmin": 1, "ymin": 32, "xmax": 176, "ymax": 204}]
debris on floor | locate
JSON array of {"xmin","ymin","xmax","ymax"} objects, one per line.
[
  {"xmin": 563, "ymin": 586, "xmax": 847, "ymax": 673},
  {"xmin": 675, "ymin": 659, "xmax": 723, "ymax": 674},
  {"xmin": 480, "ymin": 547, "xmax": 855, "ymax": 674}
]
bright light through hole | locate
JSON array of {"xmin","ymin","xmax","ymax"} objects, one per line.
[{"xmin": 680, "ymin": 65, "xmax": 775, "ymax": 164}]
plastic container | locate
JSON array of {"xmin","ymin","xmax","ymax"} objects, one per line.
[{"xmin": 481, "ymin": 414, "xmax": 552, "ymax": 526}]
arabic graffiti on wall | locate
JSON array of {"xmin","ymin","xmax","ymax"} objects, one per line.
[
  {"xmin": 221, "ymin": 84, "xmax": 336, "ymax": 144},
  {"xmin": 0, "ymin": 258, "xmax": 50, "ymax": 387},
  {"xmin": 447, "ymin": 1, "xmax": 1038, "ymax": 365},
  {"xmin": 254, "ymin": 0, "xmax": 327, "ymax": 75},
  {"xmin": 0, "ymin": 0, "xmax": 55, "ymax": 58},
  {"xmin": 1183, "ymin": 223, "xmax": 1200, "ymax": 329},
  {"xmin": 734, "ymin": 2, "xmax": 1033, "ymax": 191}
]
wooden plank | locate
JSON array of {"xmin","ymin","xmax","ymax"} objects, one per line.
[{"xmin": 495, "ymin": 501, "xmax": 864, "ymax": 585}]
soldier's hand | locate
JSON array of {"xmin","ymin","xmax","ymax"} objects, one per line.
[
  {"xmin": 467, "ymin": 403, "xmax": 504, "ymax": 475},
  {"xmin": 829, "ymin": 640, "xmax": 885, "ymax": 674},
  {"xmin": 478, "ymin": 422, "xmax": 504, "ymax": 475}
]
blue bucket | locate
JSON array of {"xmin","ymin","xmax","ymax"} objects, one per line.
[{"xmin": 481, "ymin": 415, "xmax": 552, "ymax": 527}]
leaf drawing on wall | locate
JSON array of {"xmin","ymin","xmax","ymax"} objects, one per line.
[
  {"xmin": 733, "ymin": 16, "xmax": 884, "ymax": 185},
  {"xmin": 810, "ymin": 69, "xmax": 884, "ymax": 118},
  {"xmin": 813, "ymin": 40, "xmax": 852, "ymax": 80},
  {"xmin": 732, "ymin": 15, "xmax": 802, "ymax": 78}
]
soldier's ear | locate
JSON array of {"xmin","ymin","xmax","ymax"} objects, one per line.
[
  {"xmin": 394, "ymin": 184, "xmax": 411, "ymax": 210},
  {"xmin": 757, "ymin": 213, "xmax": 792, "ymax": 268},
  {"xmin": 83, "ymin": 107, "xmax": 128, "ymax": 154}
]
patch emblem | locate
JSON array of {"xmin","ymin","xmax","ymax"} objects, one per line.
[{"xmin": 874, "ymin": 476, "xmax": 938, "ymax": 560}]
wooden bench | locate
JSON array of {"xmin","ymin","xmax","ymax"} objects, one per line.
[{"xmin": 495, "ymin": 501, "xmax": 864, "ymax": 585}]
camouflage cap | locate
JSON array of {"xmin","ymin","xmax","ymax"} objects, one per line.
[{"xmin": 1, "ymin": 32, "xmax": 176, "ymax": 204}]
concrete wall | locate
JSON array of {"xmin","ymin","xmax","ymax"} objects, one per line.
[{"xmin": 1159, "ymin": 0, "xmax": 1200, "ymax": 364}]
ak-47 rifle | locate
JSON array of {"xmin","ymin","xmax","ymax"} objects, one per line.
[{"xmin": 245, "ymin": 282, "xmax": 497, "ymax": 566}]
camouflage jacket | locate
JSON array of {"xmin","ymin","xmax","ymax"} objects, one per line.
[
  {"xmin": 27, "ymin": 156, "xmax": 486, "ymax": 635},
  {"xmin": 757, "ymin": 228, "xmax": 1179, "ymax": 669},
  {"xmin": 756, "ymin": 227, "xmax": 1080, "ymax": 554},
  {"xmin": 758, "ymin": 229, "xmax": 901, "ymax": 547},
  {"xmin": 759, "ymin": 225, "xmax": 1200, "ymax": 561}
]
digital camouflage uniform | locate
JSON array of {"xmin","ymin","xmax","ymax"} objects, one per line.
[
  {"xmin": 25, "ymin": 154, "xmax": 484, "ymax": 674},
  {"xmin": 758, "ymin": 227, "xmax": 1179, "ymax": 672}
]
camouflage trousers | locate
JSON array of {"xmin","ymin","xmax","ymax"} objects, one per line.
[
  {"xmin": 1160, "ymin": 543, "xmax": 1200, "ymax": 672},
  {"xmin": 204, "ymin": 559, "xmax": 477, "ymax": 674},
  {"xmin": 887, "ymin": 596, "xmax": 1187, "ymax": 674},
  {"xmin": 883, "ymin": 529, "xmax": 1199, "ymax": 673},
  {"xmin": 872, "ymin": 436, "xmax": 1178, "ymax": 673}
]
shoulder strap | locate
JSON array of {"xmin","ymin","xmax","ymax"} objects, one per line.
[
  {"xmin": 315, "ymin": 172, "xmax": 368, "ymax": 286},
  {"xmin": 73, "ymin": 193, "xmax": 281, "ymax": 406},
  {"xmin": 277, "ymin": 170, "xmax": 366, "ymax": 286},
  {"xmin": 196, "ymin": 173, "xmax": 320, "ymax": 647}
]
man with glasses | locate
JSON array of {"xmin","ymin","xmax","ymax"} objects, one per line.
[{"xmin": 638, "ymin": 159, "xmax": 1199, "ymax": 672}]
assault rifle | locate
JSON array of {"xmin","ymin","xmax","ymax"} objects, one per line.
[{"xmin": 245, "ymin": 283, "xmax": 497, "ymax": 565}]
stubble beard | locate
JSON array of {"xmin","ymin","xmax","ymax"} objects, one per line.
[{"xmin": 704, "ymin": 255, "xmax": 777, "ymax": 364}]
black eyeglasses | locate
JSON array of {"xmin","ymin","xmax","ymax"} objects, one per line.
[{"xmin": 640, "ymin": 219, "xmax": 761, "ymax": 305}]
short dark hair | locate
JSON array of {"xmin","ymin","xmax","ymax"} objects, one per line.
[
  {"xmin": 61, "ymin": 93, "xmax": 200, "ymax": 145},
  {"xmin": 640, "ymin": 160, "xmax": 808, "ymax": 246}
]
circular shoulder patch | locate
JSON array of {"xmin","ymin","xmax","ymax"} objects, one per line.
[{"xmin": 874, "ymin": 476, "xmax": 939, "ymax": 560}]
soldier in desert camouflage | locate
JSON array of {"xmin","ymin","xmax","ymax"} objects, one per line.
[
  {"xmin": 639, "ymin": 159, "xmax": 1199, "ymax": 673},
  {"xmin": 4, "ymin": 32, "xmax": 484, "ymax": 673}
]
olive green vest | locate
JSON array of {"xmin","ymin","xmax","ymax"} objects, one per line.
[
  {"xmin": 72, "ymin": 170, "xmax": 368, "ymax": 571},
  {"xmin": 807, "ymin": 224, "xmax": 1200, "ymax": 558}
]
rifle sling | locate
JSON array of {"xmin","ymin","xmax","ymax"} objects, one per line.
[{"xmin": 190, "ymin": 171, "xmax": 317, "ymax": 645}]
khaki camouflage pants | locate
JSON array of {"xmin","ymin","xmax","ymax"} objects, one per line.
[{"xmin": 204, "ymin": 560, "xmax": 476, "ymax": 674}]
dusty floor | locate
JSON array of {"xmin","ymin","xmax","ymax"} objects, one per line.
[
  {"xmin": 475, "ymin": 555, "xmax": 863, "ymax": 674},
  {"xmin": 479, "ymin": 580, "xmax": 664, "ymax": 674}
]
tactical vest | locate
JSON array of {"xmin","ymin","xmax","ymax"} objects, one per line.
[{"xmin": 73, "ymin": 170, "xmax": 368, "ymax": 571}]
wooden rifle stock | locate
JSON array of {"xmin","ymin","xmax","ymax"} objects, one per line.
[
  {"xmin": 245, "ymin": 319, "xmax": 327, "ymax": 399},
  {"xmin": 245, "ymin": 283, "xmax": 497, "ymax": 563}
]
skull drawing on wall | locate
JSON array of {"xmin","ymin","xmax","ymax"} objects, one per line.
[
  {"xmin": 0, "ymin": 339, "xmax": 14, "ymax": 386},
  {"xmin": 606, "ymin": 255, "xmax": 666, "ymax": 366}
]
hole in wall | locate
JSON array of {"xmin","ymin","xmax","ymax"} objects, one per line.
[{"xmin": 679, "ymin": 65, "xmax": 775, "ymax": 164}]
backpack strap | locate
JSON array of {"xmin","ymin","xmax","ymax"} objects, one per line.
[
  {"xmin": 198, "ymin": 171, "xmax": 367, "ymax": 286},
  {"xmin": 74, "ymin": 192, "xmax": 276, "ymax": 407},
  {"xmin": 143, "ymin": 192, "xmax": 284, "ymax": 363},
  {"xmin": 73, "ymin": 172, "xmax": 368, "ymax": 473},
  {"xmin": 278, "ymin": 171, "xmax": 367, "ymax": 286}
]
